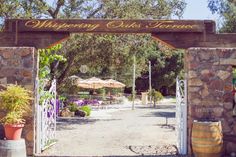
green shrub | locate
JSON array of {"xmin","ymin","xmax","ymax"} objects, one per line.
[
  {"xmin": 97, "ymin": 88, "xmax": 105, "ymax": 94},
  {"xmin": 233, "ymin": 69, "xmax": 236, "ymax": 79},
  {"xmin": 79, "ymin": 94, "xmax": 90, "ymax": 99},
  {"xmin": 79, "ymin": 105, "xmax": 91, "ymax": 116},
  {"xmin": 153, "ymin": 91, "xmax": 164, "ymax": 102},
  {"xmin": 97, "ymin": 88, "xmax": 106, "ymax": 100},
  {"xmin": 127, "ymin": 95, "xmax": 132, "ymax": 101},
  {"xmin": 148, "ymin": 89, "xmax": 164, "ymax": 107},
  {"xmin": 59, "ymin": 95, "xmax": 67, "ymax": 102},
  {"xmin": 68, "ymin": 102, "xmax": 78, "ymax": 112}
]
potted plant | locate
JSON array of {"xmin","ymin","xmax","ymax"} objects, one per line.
[{"xmin": 0, "ymin": 84, "xmax": 32, "ymax": 140}]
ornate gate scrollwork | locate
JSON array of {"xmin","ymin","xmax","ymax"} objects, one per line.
[
  {"xmin": 36, "ymin": 79, "xmax": 57, "ymax": 153},
  {"xmin": 176, "ymin": 77, "xmax": 187, "ymax": 155}
]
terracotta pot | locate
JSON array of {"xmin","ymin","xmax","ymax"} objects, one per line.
[{"xmin": 4, "ymin": 124, "xmax": 24, "ymax": 140}]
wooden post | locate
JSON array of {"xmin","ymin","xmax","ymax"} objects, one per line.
[
  {"xmin": 132, "ymin": 55, "xmax": 136, "ymax": 110},
  {"xmin": 149, "ymin": 61, "xmax": 152, "ymax": 105}
]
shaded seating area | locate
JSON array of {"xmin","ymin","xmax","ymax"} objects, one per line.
[
  {"xmin": 55, "ymin": 76, "xmax": 126, "ymax": 116},
  {"xmin": 73, "ymin": 77, "xmax": 125, "ymax": 106}
]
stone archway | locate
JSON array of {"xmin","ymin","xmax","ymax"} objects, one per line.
[
  {"xmin": 0, "ymin": 19, "xmax": 236, "ymax": 156},
  {"xmin": 185, "ymin": 48, "xmax": 236, "ymax": 155},
  {"xmin": 0, "ymin": 47, "xmax": 38, "ymax": 155}
]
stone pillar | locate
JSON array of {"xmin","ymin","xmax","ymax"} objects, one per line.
[
  {"xmin": 185, "ymin": 48, "xmax": 236, "ymax": 155},
  {"xmin": 0, "ymin": 47, "xmax": 38, "ymax": 155}
]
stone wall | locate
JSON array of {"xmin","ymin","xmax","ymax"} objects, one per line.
[
  {"xmin": 0, "ymin": 47, "xmax": 38, "ymax": 155},
  {"xmin": 186, "ymin": 48, "xmax": 236, "ymax": 155}
]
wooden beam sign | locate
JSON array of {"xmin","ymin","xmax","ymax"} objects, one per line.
[
  {"xmin": 5, "ymin": 19, "xmax": 214, "ymax": 33},
  {"xmin": 2, "ymin": 19, "xmax": 236, "ymax": 49}
]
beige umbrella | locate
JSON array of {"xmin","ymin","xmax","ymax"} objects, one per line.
[
  {"xmin": 68, "ymin": 75, "xmax": 82, "ymax": 85},
  {"xmin": 104, "ymin": 79, "xmax": 125, "ymax": 104},
  {"xmin": 76, "ymin": 79, "xmax": 91, "ymax": 89},
  {"xmin": 76, "ymin": 77, "xmax": 106, "ymax": 89},
  {"xmin": 104, "ymin": 79, "xmax": 125, "ymax": 88},
  {"xmin": 68, "ymin": 75, "xmax": 79, "ymax": 79}
]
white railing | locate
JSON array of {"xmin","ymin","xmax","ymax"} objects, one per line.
[
  {"xmin": 176, "ymin": 77, "xmax": 187, "ymax": 155},
  {"xmin": 36, "ymin": 79, "xmax": 57, "ymax": 153}
]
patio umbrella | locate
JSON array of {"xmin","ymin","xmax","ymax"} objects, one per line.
[
  {"xmin": 103, "ymin": 79, "xmax": 125, "ymax": 104},
  {"xmin": 76, "ymin": 78, "xmax": 91, "ymax": 88},
  {"xmin": 76, "ymin": 77, "xmax": 106, "ymax": 89},
  {"xmin": 68, "ymin": 75, "xmax": 82, "ymax": 85},
  {"xmin": 104, "ymin": 79, "xmax": 125, "ymax": 88},
  {"xmin": 68, "ymin": 75, "xmax": 79, "ymax": 79}
]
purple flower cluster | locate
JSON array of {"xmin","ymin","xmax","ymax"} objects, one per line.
[
  {"xmin": 71, "ymin": 99, "xmax": 102, "ymax": 106},
  {"xmin": 47, "ymin": 99, "xmax": 103, "ymax": 118},
  {"xmin": 48, "ymin": 99, "xmax": 60, "ymax": 117}
]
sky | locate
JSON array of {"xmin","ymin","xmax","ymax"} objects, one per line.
[
  {"xmin": 46, "ymin": 0, "xmax": 219, "ymax": 21},
  {"xmin": 181, "ymin": 0, "xmax": 222, "ymax": 29},
  {"xmin": 182, "ymin": 0, "xmax": 220, "ymax": 20}
]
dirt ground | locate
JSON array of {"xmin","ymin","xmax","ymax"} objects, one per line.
[{"xmin": 42, "ymin": 98, "xmax": 178, "ymax": 156}]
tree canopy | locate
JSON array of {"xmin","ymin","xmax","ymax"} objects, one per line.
[
  {"xmin": 0, "ymin": 0, "xmax": 186, "ymax": 21},
  {"xmin": 0, "ymin": 0, "xmax": 187, "ymax": 94},
  {"xmin": 208, "ymin": 0, "xmax": 236, "ymax": 32}
]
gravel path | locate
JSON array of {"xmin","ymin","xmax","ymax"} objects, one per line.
[{"xmin": 42, "ymin": 99, "xmax": 180, "ymax": 156}]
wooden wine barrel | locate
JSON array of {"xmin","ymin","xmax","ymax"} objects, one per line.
[
  {"xmin": 0, "ymin": 139, "xmax": 26, "ymax": 157},
  {"xmin": 191, "ymin": 121, "xmax": 223, "ymax": 157}
]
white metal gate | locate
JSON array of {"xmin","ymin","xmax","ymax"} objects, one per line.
[
  {"xmin": 36, "ymin": 79, "xmax": 57, "ymax": 154},
  {"xmin": 176, "ymin": 77, "xmax": 187, "ymax": 155}
]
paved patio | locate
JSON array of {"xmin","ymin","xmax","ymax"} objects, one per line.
[{"xmin": 41, "ymin": 99, "xmax": 178, "ymax": 156}]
